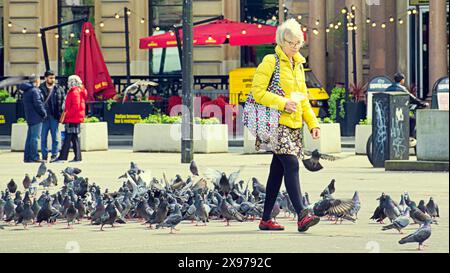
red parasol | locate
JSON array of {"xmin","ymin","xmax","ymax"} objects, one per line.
[
  {"xmin": 75, "ymin": 22, "xmax": 117, "ymax": 102},
  {"xmin": 139, "ymin": 19, "xmax": 291, "ymax": 49}
]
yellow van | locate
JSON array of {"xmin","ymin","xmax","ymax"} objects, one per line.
[{"xmin": 229, "ymin": 67, "xmax": 329, "ymax": 117}]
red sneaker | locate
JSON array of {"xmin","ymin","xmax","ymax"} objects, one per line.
[
  {"xmin": 259, "ymin": 220, "xmax": 285, "ymax": 231},
  {"xmin": 298, "ymin": 211, "xmax": 320, "ymax": 232}
]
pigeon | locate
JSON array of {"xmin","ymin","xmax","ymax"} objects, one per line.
[
  {"xmin": 398, "ymin": 194, "xmax": 408, "ymax": 214},
  {"xmin": 0, "ymin": 75, "xmax": 29, "ymax": 89},
  {"xmin": 7, "ymin": 179, "xmax": 17, "ymax": 194},
  {"xmin": 410, "ymin": 203, "xmax": 434, "ymax": 225},
  {"xmin": 3, "ymin": 196, "xmax": 16, "ymax": 223},
  {"xmin": 382, "ymin": 195, "xmax": 401, "ymax": 223},
  {"xmin": 206, "ymin": 169, "xmax": 240, "ymax": 196},
  {"xmin": 193, "ymin": 192, "xmax": 210, "ymax": 226},
  {"xmin": 426, "ymin": 197, "xmax": 439, "ymax": 219},
  {"xmin": 382, "ymin": 208, "xmax": 411, "ymax": 234},
  {"xmin": 320, "ymin": 179, "xmax": 336, "ymax": 197},
  {"xmin": 146, "ymin": 198, "xmax": 169, "ymax": 228},
  {"xmin": 399, "ymin": 221, "xmax": 432, "ymax": 250},
  {"xmin": 302, "ymin": 149, "xmax": 336, "ymax": 172},
  {"xmin": 349, "ymin": 191, "xmax": 361, "ymax": 219},
  {"xmin": 190, "ymin": 160, "xmax": 199, "ymax": 176},
  {"xmin": 418, "ymin": 200, "xmax": 428, "ymax": 215},
  {"xmin": 99, "ymin": 201, "xmax": 125, "ymax": 231},
  {"xmin": 122, "ymin": 80, "xmax": 159, "ymax": 103},
  {"xmin": 370, "ymin": 193, "xmax": 387, "ymax": 224},
  {"xmin": 90, "ymin": 197, "xmax": 106, "ymax": 225},
  {"xmin": 36, "ymin": 198, "xmax": 59, "ymax": 226},
  {"xmin": 313, "ymin": 193, "xmax": 356, "ymax": 224},
  {"xmin": 48, "ymin": 170, "xmax": 58, "ymax": 186},
  {"xmin": 63, "ymin": 167, "xmax": 82, "ymax": 176},
  {"xmin": 22, "ymin": 174, "xmax": 31, "ymax": 190},
  {"xmin": 251, "ymin": 177, "xmax": 266, "ymax": 201},
  {"xmin": 0, "ymin": 198, "xmax": 5, "ymax": 220},
  {"xmin": 16, "ymin": 201, "xmax": 34, "ymax": 229},
  {"xmin": 36, "ymin": 162, "xmax": 47, "ymax": 178},
  {"xmin": 156, "ymin": 203, "xmax": 183, "ymax": 234},
  {"xmin": 271, "ymin": 197, "xmax": 282, "ymax": 221},
  {"xmin": 65, "ymin": 202, "xmax": 78, "ymax": 229},
  {"xmin": 217, "ymin": 193, "xmax": 245, "ymax": 226},
  {"xmin": 31, "ymin": 198, "xmax": 41, "ymax": 219}
]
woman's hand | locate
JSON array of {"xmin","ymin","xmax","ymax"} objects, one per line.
[
  {"xmin": 284, "ymin": 99, "xmax": 298, "ymax": 113},
  {"xmin": 311, "ymin": 128, "xmax": 321, "ymax": 140}
]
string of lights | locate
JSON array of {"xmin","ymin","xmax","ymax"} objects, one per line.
[{"xmin": 6, "ymin": 6, "xmax": 420, "ymax": 42}]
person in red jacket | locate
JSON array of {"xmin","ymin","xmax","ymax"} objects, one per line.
[{"xmin": 55, "ymin": 75, "xmax": 87, "ymax": 162}]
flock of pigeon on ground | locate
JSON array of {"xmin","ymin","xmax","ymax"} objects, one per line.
[{"xmin": 0, "ymin": 161, "xmax": 441, "ymax": 251}]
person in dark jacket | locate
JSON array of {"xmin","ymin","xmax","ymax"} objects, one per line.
[
  {"xmin": 386, "ymin": 72, "xmax": 429, "ymax": 138},
  {"xmin": 55, "ymin": 75, "xmax": 87, "ymax": 163},
  {"xmin": 39, "ymin": 70, "xmax": 65, "ymax": 162},
  {"xmin": 20, "ymin": 75, "xmax": 47, "ymax": 163}
]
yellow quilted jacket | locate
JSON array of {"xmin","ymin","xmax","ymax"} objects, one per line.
[{"xmin": 250, "ymin": 45, "xmax": 320, "ymax": 131}]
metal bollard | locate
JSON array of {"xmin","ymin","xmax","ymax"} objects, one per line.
[{"xmin": 372, "ymin": 92, "xmax": 410, "ymax": 168}]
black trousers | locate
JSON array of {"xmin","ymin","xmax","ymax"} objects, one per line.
[
  {"xmin": 262, "ymin": 154, "xmax": 305, "ymax": 221},
  {"xmin": 58, "ymin": 133, "xmax": 82, "ymax": 161}
]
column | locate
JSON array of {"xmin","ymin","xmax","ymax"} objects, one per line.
[
  {"xmin": 309, "ymin": 0, "xmax": 327, "ymax": 86},
  {"xmin": 428, "ymin": 0, "xmax": 449, "ymax": 99}
]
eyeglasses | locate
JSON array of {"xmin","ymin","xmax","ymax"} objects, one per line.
[{"xmin": 285, "ymin": 40, "xmax": 302, "ymax": 48}]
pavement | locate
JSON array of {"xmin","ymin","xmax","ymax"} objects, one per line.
[{"xmin": 0, "ymin": 148, "xmax": 448, "ymax": 253}]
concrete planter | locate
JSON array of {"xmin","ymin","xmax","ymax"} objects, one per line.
[
  {"xmin": 133, "ymin": 123, "xmax": 228, "ymax": 153},
  {"xmin": 79, "ymin": 122, "xmax": 109, "ymax": 152},
  {"xmin": 355, "ymin": 125, "xmax": 372, "ymax": 155},
  {"xmin": 11, "ymin": 122, "xmax": 108, "ymax": 152},
  {"xmin": 303, "ymin": 123, "xmax": 342, "ymax": 154},
  {"xmin": 416, "ymin": 110, "xmax": 449, "ymax": 161}
]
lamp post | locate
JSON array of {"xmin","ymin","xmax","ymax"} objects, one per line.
[
  {"xmin": 181, "ymin": 0, "xmax": 194, "ymax": 163},
  {"xmin": 124, "ymin": 7, "xmax": 131, "ymax": 87}
]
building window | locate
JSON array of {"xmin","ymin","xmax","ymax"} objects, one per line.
[
  {"xmin": 149, "ymin": 0, "xmax": 182, "ymax": 74},
  {"xmin": 57, "ymin": 0, "xmax": 95, "ymax": 76},
  {"xmin": 240, "ymin": 0, "xmax": 278, "ymax": 67}
]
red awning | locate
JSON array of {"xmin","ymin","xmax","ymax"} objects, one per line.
[
  {"xmin": 139, "ymin": 19, "xmax": 283, "ymax": 49},
  {"xmin": 75, "ymin": 22, "xmax": 117, "ymax": 102}
]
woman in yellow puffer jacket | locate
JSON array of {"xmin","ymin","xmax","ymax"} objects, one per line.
[{"xmin": 253, "ymin": 19, "xmax": 321, "ymax": 233}]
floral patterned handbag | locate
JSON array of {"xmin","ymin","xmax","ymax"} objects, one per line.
[{"xmin": 242, "ymin": 54, "xmax": 285, "ymax": 143}]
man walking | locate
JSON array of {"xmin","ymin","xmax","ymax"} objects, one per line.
[
  {"xmin": 20, "ymin": 75, "xmax": 47, "ymax": 163},
  {"xmin": 39, "ymin": 70, "xmax": 65, "ymax": 162}
]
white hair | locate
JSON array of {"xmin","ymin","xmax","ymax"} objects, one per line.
[
  {"xmin": 68, "ymin": 75, "xmax": 83, "ymax": 89},
  {"xmin": 276, "ymin": 18, "xmax": 304, "ymax": 47}
]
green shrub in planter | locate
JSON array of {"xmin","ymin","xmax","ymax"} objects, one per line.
[
  {"xmin": 17, "ymin": 118, "xmax": 26, "ymax": 124},
  {"xmin": 0, "ymin": 90, "xmax": 16, "ymax": 103},
  {"xmin": 84, "ymin": 116, "xmax": 100, "ymax": 123},
  {"xmin": 358, "ymin": 118, "xmax": 372, "ymax": 125}
]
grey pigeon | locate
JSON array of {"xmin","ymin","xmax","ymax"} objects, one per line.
[
  {"xmin": 0, "ymin": 198, "xmax": 5, "ymax": 221},
  {"xmin": 147, "ymin": 198, "xmax": 169, "ymax": 228},
  {"xmin": 349, "ymin": 191, "xmax": 361, "ymax": 219},
  {"xmin": 22, "ymin": 174, "xmax": 31, "ymax": 190},
  {"xmin": 399, "ymin": 221, "xmax": 432, "ymax": 250},
  {"xmin": 16, "ymin": 201, "xmax": 34, "ymax": 229},
  {"xmin": 190, "ymin": 160, "xmax": 199, "ymax": 176},
  {"xmin": 99, "ymin": 201, "xmax": 125, "ymax": 231},
  {"xmin": 382, "ymin": 195, "xmax": 401, "ymax": 223},
  {"xmin": 410, "ymin": 203, "xmax": 434, "ymax": 225},
  {"xmin": 156, "ymin": 203, "xmax": 183, "ymax": 234},
  {"xmin": 7, "ymin": 179, "xmax": 17, "ymax": 194},
  {"xmin": 193, "ymin": 192, "xmax": 210, "ymax": 226},
  {"xmin": 398, "ymin": 194, "xmax": 408, "ymax": 214},
  {"xmin": 36, "ymin": 162, "xmax": 47, "ymax": 178},
  {"xmin": 3, "ymin": 196, "xmax": 16, "ymax": 223},
  {"xmin": 382, "ymin": 208, "xmax": 411, "ymax": 234},
  {"xmin": 320, "ymin": 179, "xmax": 336, "ymax": 197},
  {"xmin": 217, "ymin": 193, "xmax": 245, "ymax": 226},
  {"xmin": 65, "ymin": 202, "xmax": 78, "ymax": 229},
  {"xmin": 426, "ymin": 197, "xmax": 439, "ymax": 219},
  {"xmin": 418, "ymin": 200, "xmax": 428, "ymax": 215}
]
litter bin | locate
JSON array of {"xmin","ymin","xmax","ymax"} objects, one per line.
[{"xmin": 372, "ymin": 92, "xmax": 410, "ymax": 168}]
